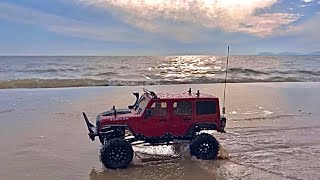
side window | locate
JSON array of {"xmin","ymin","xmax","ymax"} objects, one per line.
[
  {"xmin": 174, "ymin": 101, "xmax": 192, "ymax": 116},
  {"xmin": 196, "ymin": 101, "xmax": 216, "ymax": 115},
  {"xmin": 150, "ymin": 102, "xmax": 167, "ymax": 116}
]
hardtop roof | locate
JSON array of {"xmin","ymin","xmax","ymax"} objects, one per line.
[
  {"xmin": 144, "ymin": 92, "xmax": 218, "ymax": 100},
  {"xmin": 142, "ymin": 88, "xmax": 218, "ymax": 100}
]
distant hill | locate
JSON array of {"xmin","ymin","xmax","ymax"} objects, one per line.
[
  {"xmin": 257, "ymin": 52, "xmax": 277, "ymax": 56},
  {"xmin": 278, "ymin": 52, "xmax": 303, "ymax": 56},
  {"xmin": 257, "ymin": 51, "xmax": 320, "ymax": 56},
  {"xmin": 309, "ymin": 51, "xmax": 320, "ymax": 55}
]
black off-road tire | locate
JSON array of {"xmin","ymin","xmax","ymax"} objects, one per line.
[
  {"xmin": 100, "ymin": 138, "xmax": 133, "ymax": 169},
  {"xmin": 189, "ymin": 133, "xmax": 219, "ymax": 160}
]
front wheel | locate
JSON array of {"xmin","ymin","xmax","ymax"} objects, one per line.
[
  {"xmin": 100, "ymin": 138, "xmax": 133, "ymax": 169},
  {"xmin": 189, "ymin": 133, "xmax": 219, "ymax": 160}
]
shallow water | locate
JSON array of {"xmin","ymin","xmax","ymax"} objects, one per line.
[{"xmin": 0, "ymin": 83, "xmax": 319, "ymax": 180}]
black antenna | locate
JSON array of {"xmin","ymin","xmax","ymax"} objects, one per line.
[
  {"xmin": 222, "ymin": 46, "xmax": 230, "ymax": 117},
  {"xmin": 188, "ymin": 88, "xmax": 191, "ymax": 94}
]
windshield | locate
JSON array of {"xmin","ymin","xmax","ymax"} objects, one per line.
[{"xmin": 135, "ymin": 96, "xmax": 150, "ymax": 114}]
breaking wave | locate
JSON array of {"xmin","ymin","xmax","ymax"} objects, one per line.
[{"xmin": 0, "ymin": 77, "xmax": 318, "ymax": 89}]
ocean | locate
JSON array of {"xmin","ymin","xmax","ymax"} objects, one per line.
[{"xmin": 0, "ymin": 55, "xmax": 319, "ymax": 88}]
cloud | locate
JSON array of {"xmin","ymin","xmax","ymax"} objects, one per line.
[
  {"xmin": 0, "ymin": 2, "xmax": 149, "ymax": 43},
  {"xmin": 238, "ymin": 13, "xmax": 299, "ymax": 36},
  {"xmin": 285, "ymin": 14, "xmax": 320, "ymax": 43},
  {"xmin": 78, "ymin": 0, "xmax": 300, "ymax": 39}
]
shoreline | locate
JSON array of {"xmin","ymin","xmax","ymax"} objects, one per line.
[{"xmin": 0, "ymin": 81, "xmax": 320, "ymax": 91}]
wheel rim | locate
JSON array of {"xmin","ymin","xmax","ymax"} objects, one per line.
[
  {"xmin": 107, "ymin": 147, "xmax": 127, "ymax": 166},
  {"xmin": 198, "ymin": 141, "xmax": 213, "ymax": 158}
]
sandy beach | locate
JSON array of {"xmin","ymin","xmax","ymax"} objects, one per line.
[{"xmin": 0, "ymin": 82, "xmax": 319, "ymax": 180}]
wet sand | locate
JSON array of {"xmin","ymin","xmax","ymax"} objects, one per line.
[{"xmin": 0, "ymin": 83, "xmax": 319, "ymax": 180}]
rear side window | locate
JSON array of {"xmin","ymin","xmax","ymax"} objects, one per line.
[
  {"xmin": 173, "ymin": 101, "xmax": 192, "ymax": 116},
  {"xmin": 196, "ymin": 101, "xmax": 216, "ymax": 115}
]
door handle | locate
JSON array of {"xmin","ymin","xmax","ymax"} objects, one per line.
[
  {"xmin": 160, "ymin": 119, "xmax": 167, "ymax": 122},
  {"xmin": 183, "ymin": 117, "xmax": 192, "ymax": 120}
]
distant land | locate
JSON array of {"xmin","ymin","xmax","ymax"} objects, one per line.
[{"xmin": 257, "ymin": 51, "xmax": 320, "ymax": 56}]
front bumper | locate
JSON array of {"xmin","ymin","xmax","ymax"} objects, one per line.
[{"xmin": 82, "ymin": 112, "xmax": 98, "ymax": 141}]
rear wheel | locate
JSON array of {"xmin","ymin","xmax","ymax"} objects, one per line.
[
  {"xmin": 189, "ymin": 133, "xmax": 219, "ymax": 160},
  {"xmin": 100, "ymin": 138, "xmax": 133, "ymax": 169}
]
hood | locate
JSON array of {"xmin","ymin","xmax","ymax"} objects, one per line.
[
  {"xmin": 101, "ymin": 108, "xmax": 132, "ymax": 117},
  {"xmin": 96, "ymin": 108, "xmax": 138, "ymax": 126}
]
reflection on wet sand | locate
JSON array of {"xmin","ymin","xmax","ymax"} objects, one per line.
[{"xmin": 89, "ymin": 151, "xmax": 223, "ymax": 180}]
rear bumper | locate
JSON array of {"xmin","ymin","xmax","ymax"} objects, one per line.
[{"xmin": 82, "ymin": 112, "xmax": 98, "ymax": 141}]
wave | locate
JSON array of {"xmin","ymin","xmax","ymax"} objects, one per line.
[
  {"xmin": 230, "ymin": 114, "xmax": 298, "ymax": 121},
  {"xmin": 0, "ymin": 77, "xmax": 319, "ymax": 89},
  {"xmin": 0, "ymin": 79, "xmax": 107, "ymax": 89},
  {"xmin": 17, "ymin": 68, "xmax": 80, "ymax": 73},
  {"xmin": 228, "ymin": 68, "xmax": 320, "ymax": 76},
  {"xmin": 273, "ymin": 70, "xmax": 320, "ymax": 76},
  {"xmin": 0, "ymin": 109, "xmax": 14, "ymax": 114},
  {"xmin": 228, "ymin": 68, "xmax": 270, "ymax": 75},
  {"xmin": 94, "ymin": 72, "xmax": 118, "ymax": 76}
]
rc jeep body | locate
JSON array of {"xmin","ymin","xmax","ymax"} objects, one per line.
[{"xmin": 83, "ymin": 88, "xmax": 227, "ymax": 169}]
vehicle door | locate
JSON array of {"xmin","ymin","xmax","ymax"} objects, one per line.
[
  {"xmin": 142, "ymin": 100, "xmax": 169, "ymax": 137},
  {"xmin": 171, "ymin": 100, "xmax": 193, "ymax": 136}
]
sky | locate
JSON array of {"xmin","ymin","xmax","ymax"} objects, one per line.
[{"xmin": 0, "ymin": 0, "xmax": 319, "ymax": 55}]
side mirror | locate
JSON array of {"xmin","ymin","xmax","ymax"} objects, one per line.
[{"xmin": 144, "ymin": 109, "xmax": 151, "ymax": 119}]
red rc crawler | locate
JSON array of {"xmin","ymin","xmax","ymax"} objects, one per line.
[{"xmin": 83, "ymin": 88, "xmax": 227, "ymax": 169}]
